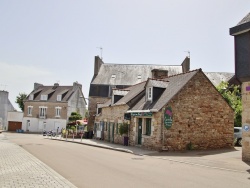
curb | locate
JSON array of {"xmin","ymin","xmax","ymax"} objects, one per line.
[{"xmin": 45, "ymin": 137, "xmax": 133, "ymax": 154}]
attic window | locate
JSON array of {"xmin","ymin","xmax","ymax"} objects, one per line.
[
  {"xmin": 41, "ymin": 95, "xmax": 48, "ymax": 101},
  {"xmin": 147, "ymin": 87, "xmax": 152, "ymax": 101},
  {"xmin": 111, "ymin": 74, "xmax": 116, "ymax": 78},
  {"xmin": 29, "ymin": 94, "xmax": 34, "ymax": 100},
  {"xmin": 57, "ymin": 95, "xmax": 62, "ymax": 101}
]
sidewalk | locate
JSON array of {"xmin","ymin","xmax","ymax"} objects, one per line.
[
  {"xmin": 0, "ymin": 133, "xmax": 76, "ymax": 188},
  {"xmin": 46, "ymin": 134, "xmax": 250, "ymax": 173}
]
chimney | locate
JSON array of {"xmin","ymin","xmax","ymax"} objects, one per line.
[
  {"xmin": 73, "ymin": 81, "xmax": 82, "ymax": 91},
  {"xmin": 151, "ymin": 69, "xmax": 168, "ymax": 79},
  {"xmin": 94, "ymin": 56, "xmax": 104, "ymax": 77},
  {"xmin": 34, "ymin": 83, "xmax": 43, "ymax": 90},
  {"xmin": 181, "ymin": 56, "xmax": 190, "ymax": 73}
]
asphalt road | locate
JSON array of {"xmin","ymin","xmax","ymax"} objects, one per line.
[{"xmin": 5, "ymin": 133, "xmax": 250, "ymax": 188}]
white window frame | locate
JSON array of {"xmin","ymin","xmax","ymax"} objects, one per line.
[
  {"xmin": 27, "ymin": 106, "xmax": 33, "ymax": 116},
  {"xmin": 41, "ymin": 95, "xmax": 48, "ymax": 100},
  {"xmin": 29, "ymin": 94, "xmax": 34, "ymax": 100},
  {"xmin": 57, "ymin": 95, "xmax": 62, "ymax": 101},
  {"xmin": 39, "ymin": 106, "xmax": 47, "ymax": 118},
  {"xmin": 147, "ymin": 87, "xmax": 152, "ymax": 101},
  {"xmin": 55, "ymin": 107, "xmax": 61, "ymax": 117}
]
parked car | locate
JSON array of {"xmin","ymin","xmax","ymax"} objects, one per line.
[{"xmin": 234, "ymin": 127, "xmax": 242, "ymax": 146}]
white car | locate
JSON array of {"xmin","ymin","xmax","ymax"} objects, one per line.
[{"xmin": 234, "ymin": 127, "xmax": 242, "ymax": 146}]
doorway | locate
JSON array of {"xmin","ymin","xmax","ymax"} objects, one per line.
[{"xmin": 138, "ymin": 118, "xmax": 142, "ymax": 145}]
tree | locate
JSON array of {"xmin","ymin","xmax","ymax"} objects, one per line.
[
  {"xmin": 15, "ymin": 93, "xmax": 27, "ymax": 112},
  {"xmin": 68, "ymin": 112, "xmax": 82, "ymax": 122},
  {"xmin": 216, "ymin": 81, "xmax": 242, "ymax": 127}
]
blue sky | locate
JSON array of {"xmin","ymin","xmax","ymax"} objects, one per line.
[{"xmin": 0, "ymin": 0, "xmax": 249, "ymax": 111}]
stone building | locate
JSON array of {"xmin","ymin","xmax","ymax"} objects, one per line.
[
  {"xmin": 0, "ymin": 91, "xmax": 15, "ymax": 130},
  {"xmin": 23, "ymin": 82, "xmax": 87, "ymax": 132},
  {"xmin": 89, "ymin": 56, "xmax": 190, "ymax": 131},
  {"xmin": 94, "ymin": 69, "xmax": 234, "ymax": 151}
]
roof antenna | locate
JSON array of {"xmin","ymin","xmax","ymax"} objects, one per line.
[
  {"xmin": 0, "ymin": 84, "xmax": 7, "ymax": 91},
  {"xmin": 97, "ymin": 47, "xmax": 103, "ymax": 59},
  {"xmin": 184, "ymin": 51, "xmax": 190, "ymax": 58}
]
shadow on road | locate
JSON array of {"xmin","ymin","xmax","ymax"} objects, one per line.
[{"xmin": 146, "ymin": 147, "xmax": 239, "ymax": 157}]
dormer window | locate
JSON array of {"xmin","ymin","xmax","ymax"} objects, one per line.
[
  {"xmin": 41, "ymin": 95, "xmax": 48, "ymax": 100},
  {"xmin": 147, "ymin": 87, "xmax": 152, "ymax": 101},
  {"xmin": 57, "ymin": 95, "xmax": 62, "ymax": 101},
  {"xmin": 29, "ymin": 94, "xmax": 34, "ymax": 100}
]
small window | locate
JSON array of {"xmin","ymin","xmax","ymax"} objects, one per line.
[
  {"xmin": 137, "ymin": 75, "xmax": 141, "ymax": 79},
  {"xmin": 57, "ymin": 95, "xmax": 62, "ymax": 101},
  {"xmin": 55, "ymin": 107, "xmax": 61, "ymax": 117},
  {"xmin": 148, "ymin": 87, "xmax": 152, "ymax": 100},
  {"xmin": 41, "ymin": 95, "xmax": 48, "ymax": 100},
  {"xmin": 39, "ymin": 107, "xmax": 47, "ymax": 118},
  {"xmin": 145, "ymin": 119, "xmax": 151, "ymax": 136},
  {"xmin": 27, "ymin": 106, "xmax": 33, "ymax": 116},
  {"xmin": 111, "ymin": 74, "xmax": 116, "ymax": 78},
  {"xmin": 29, "ymin": 94, "xmax": 34, "ymax": 100}
]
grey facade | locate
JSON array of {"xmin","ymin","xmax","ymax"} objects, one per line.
[
  {"xmin": 0, "ymin": 91, "xmax": 15, "ymax": 130},
  {"xmin": 230, "ymin": 12, "xmax": 250, "ymax": 83}
]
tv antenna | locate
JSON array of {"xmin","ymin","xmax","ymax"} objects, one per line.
[
  {"xmin": 97, "ymin": 47, "xmax": 103, "ymax": 59},
  {"xmin": 0, "ymin": 84, "xmax": 7, "ymax": 91},
  {"xmin": 184, "ymin": 51, "xmax": 190, "ymax": 58}
]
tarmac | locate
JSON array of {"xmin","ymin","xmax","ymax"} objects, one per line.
[{"xmin": 1, "ymin": 132, "xmax": 250, "ymax": 188}]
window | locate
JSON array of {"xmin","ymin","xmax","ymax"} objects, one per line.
[
  {"xmin": 27, "ymin": 106, "xmax": 33, "ymax": 116},
  {"xmin": 55, "ymin": 107, "xmax": 61, "ymax": 117},
  {"xmin": 57, "ymin": 95, "xmax": 62, "ymax": 101},
  {"xmin": 39, "ymin": 107, "xmax": 47, "ymax": 118},
  {"xmin": 116, "ymin": 123, "xmax": 118, "ymax": 134},
  {"xmin": 29, "ymin": 94, "xmax": 34, "ymax": 100},
  {"xmin": 41, "ymin": 95, "xmax": 48, "ymax": 100},
  {"xmin": 111, "ymin": 74, "xmax": 116, "ymax": 78},
  {"xmin": 105, "ymin": 122, "xmax": 107, "ymax": 131},
  {"xmin": 145, "ymin": 119, "xmax": 151, "ymax": 136},
  {"xmin": 148, "ymin": 87, "xmax": 152, "ymax": 100},
  {"xmin": 142, "ymin": 118, "xmax": 151, "ymax": 136}
]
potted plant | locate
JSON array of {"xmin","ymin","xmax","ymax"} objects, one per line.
[{"xmin": 119, "ymin": 122, "xmax": 129, "ymax": 146}]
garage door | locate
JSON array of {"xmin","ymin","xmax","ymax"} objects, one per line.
[{"xmin": 8, "ymin": 121, "xmax": 22, "ymax": 131}]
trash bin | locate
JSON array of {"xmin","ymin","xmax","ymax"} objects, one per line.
[
  {"xmin": 85, "ymin": 131, "xmax": 89, "ymax": 139},
  {"xmin": 124, "ymin": 136, "xmax": 129, "ymax": 146}
]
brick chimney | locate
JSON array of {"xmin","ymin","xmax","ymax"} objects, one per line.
[
  {"xmin": 34, "ymin": 83, "xmax": 43, "ymax": 90},
  {"xmin": 151, "ymin": 69, "xmax": 168, "ymax": 79},
  {"xmin": 94, "ymin": 56, "xmax": 104, "ymax": 78},
  {"xmin": 181, "ymin": 56, "xmax": 190, "ymax": 73}
]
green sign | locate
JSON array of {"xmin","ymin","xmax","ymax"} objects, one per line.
[
  {"xmin": 164, "ymin": 107, "xmax": 173, "ymax": 129},
  {"xmin": 131, "ymin": 112, "xmax": 153, "ymax": 117}
]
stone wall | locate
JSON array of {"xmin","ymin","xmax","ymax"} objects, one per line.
[
  {"xmin": 241, "ymin": 82, "xmax": 250, "ymax": 161},
  {"xmin": 94, "ymin": 104, "xmax": 129, "ymax": 144},
  {"xmin": 163, "ymin": 72, "xmax": 234, "ymax": 151},
  {"xmin": 88, "ymin": 96, "xmax": 110, "ymax": 131},
  {"xmin": 24, "ymin": 101, "xmax": 68, "ymax": 120}
]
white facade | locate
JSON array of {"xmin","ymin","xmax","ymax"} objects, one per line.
[{"xmin": 22, "ymin": 117, "xmax": 66, "ymax": 132}]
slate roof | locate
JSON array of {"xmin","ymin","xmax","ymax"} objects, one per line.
[
  {"xmin": 204, "ymin": 72, "xmax": 234, "ymax": 86},
  {"xmin": 91, "ymin": 64, "xmax": 183, "ymax": 85},
  {"xmin": 129, "ymin": 69, "xmax": 201, "ymax": 112},
  {"xmin": 237, "ymin": 12, "xmax": 250, "ymax": 25},
  {"xmin": 230, "ymin": 12, "xmax": 250, "ymax": 36},
  {"xmin": 28, "ymin": 85, "xmax": 77, "ymax": 102},
  {"xmin": 115, "ymin": 82, "xmax": 146, "ymax": 106}
]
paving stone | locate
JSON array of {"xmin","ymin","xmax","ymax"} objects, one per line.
[{"xmin": 0, "ymin": 134, "xmax": 76, "ymax": 188}]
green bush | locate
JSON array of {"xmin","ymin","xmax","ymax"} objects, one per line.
[{"xmin": 119, "ymin": 123, "xmax": 129, "ymax": 135}]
